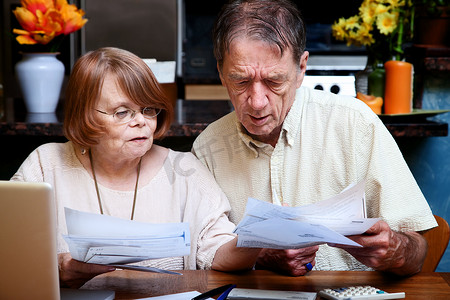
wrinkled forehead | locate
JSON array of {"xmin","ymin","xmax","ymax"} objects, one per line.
[
  {"xmin": 224, "ymin": 36, "xmax": 297, "ymax": 68},
  {"xmin": 227, "ymin": 26, "xmax": 284, "ymax": 53}
]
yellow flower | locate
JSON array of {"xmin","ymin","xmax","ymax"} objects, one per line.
[
  {"xmin": 384, "ymin": 0, "xmax": 405, "ymax": 8},
  {"xmin": 331, "ymin": 0, "xmax": 413, "ymax": 61},
  {"xmin": 376, "ymin": 11, "xmax": 399, "ymax": 35},
  {"xmin": 355, "ymin": 23, "xmax": 375, "ymax": 46},
  {"xmin": 344, "ymin": 16, "xmax": 361, "ymax": 31},
  {"xmin": 375, "ymin": 3, "xmax": 389, "ymax": 15},
  {"xmin": 359, "ymin": 1, "xmax": 377, "ymax": 24},
  {"xmin": 331, "ymin": 18, "xmax": 348, "ymax": 41},
  {"xmin": 12, "ymin": 0, "xmax": 87, "ymax": 46}
]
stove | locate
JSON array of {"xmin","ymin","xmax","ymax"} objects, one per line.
[
  {"xmin": 302, "ymin": 75, "xmax": 357, "ymax": 97},
  {"xmin": 303, "ymin": 55, "xmax": 368, "ymax": 97}
]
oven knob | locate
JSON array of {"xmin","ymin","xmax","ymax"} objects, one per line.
[
  {"xmin": 330, "ymin": 85, "xmax": 340, "ymax": 94},
  {"xmin": 314, "ymin": 84, "xmax": 324, "ymax": 90}
]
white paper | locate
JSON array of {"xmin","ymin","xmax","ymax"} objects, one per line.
[
  {"xmin": 143, "ymin": 59, "xmax": 176, "ymax": 83},
  {"xmin": 228, "ymin": 288, "xmax": 317, "ymax": 300},
  {"xmin": 63, "ymin": 208, "xmax": 190, "ymax": 264},
  {"xmin": 236, "ymin": 218, "xmax": 361, "ymax": 248},
  {"xmin": 235, "ymin": 181, "xmax": 379, "ymax": 249},
  {"xmin": 141, "ymin": 291, "xmax": 212, "ymax": 299}
]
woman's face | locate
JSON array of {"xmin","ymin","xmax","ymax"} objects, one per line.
[{"xmin": 93, "ymin": 74, "xmax": 157, "ymax": 161}]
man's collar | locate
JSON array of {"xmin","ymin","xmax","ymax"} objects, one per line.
[
  {"xmin": 236, "ymin": 122, "xmax": 263, "ymax": 157},
  {"xmin": 282, "ymin": 87, "xmax": 305, "ymax": 146},
  {"xmin": 235, "ymin": 88, "xmax": 303, "ymax": 154}
]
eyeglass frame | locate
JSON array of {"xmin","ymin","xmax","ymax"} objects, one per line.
[{"xmin": 95, "ymin": 107, "xmax": 161, "ymax": 124}]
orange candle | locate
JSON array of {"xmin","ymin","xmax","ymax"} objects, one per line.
[
  {"xmin": 356, "ymin": 92, "xmax": 383, "ymax": 115},
  {"xmin": 383, "ymin": 60, "xmax": 413, "ymax": 114}
]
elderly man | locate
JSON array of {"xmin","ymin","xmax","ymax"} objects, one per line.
[{"xmin": 192, "ymin": 0, "xmax": 436, "ymax": 277}]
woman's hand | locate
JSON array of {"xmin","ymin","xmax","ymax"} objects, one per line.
[
  {"xmin": 212, "ymin": 237, "xmax": 262, "ymax": 272},
  {"xmin": 58, "ymin": 253, "xmax": 116, "ymax": 288}
]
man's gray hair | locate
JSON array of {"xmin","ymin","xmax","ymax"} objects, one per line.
[{"xmin": 213, "ymin": 0, "xmax": 306, "ymax": 70}]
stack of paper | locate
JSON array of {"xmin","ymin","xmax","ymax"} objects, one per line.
[
  {"xmin": 63, "ymin": 208, "xmax": 190, "ymax": 265},
  {"xmin": 235, "ymin": 181, "xmax": 379, "ymax": 249}
]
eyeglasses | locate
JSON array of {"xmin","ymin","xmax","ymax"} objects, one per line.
[{"xmin": 95, "ymin": 107, "xmax": 161, "ymax": 124}]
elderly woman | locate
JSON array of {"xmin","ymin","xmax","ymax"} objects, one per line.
[{"xmin": 11, "ymin": 47, "xmax": 260, "ymax": 288}]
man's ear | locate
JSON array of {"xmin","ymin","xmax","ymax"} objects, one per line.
[
  {"xmin": 217, "ymin": 62, "xmax": 225, "ymax": 86},
  {"xmin": 296, "ymin": 51, "xmax": 309, "ymax": 88},
  {"xmin": 300, "ymin": 51, "xmax": 309, "ymax": 73}
]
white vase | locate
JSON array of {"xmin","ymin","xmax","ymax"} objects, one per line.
[
  {"xmin": 15, "ymin": 53, "xmax": 65, "ymax": 113},
  {"xmin": 26, "ymin": 113, "xmax": 58, "ymax": 123}
]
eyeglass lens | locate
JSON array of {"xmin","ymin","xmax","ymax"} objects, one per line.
[{"xmin": 114, "ymin": 107, "xmax": 161, "ymax": 123}]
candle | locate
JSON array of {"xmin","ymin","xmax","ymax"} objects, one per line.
[
  {"xmin": 356, "ymin": 92, "xmax": 383, "ymax": 115},
  {"xmin": 383, "ymin": 60, "xmax": 413, "ymax": 114}
]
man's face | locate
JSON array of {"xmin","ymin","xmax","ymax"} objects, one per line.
[{"xmin": 219, "ymin": 37, "xmax": 308, "ymax": 146}]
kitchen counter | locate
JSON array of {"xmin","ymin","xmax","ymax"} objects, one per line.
[{"xmin": 0, "ymin": 98, "xmax": 448, "ymax": 138}]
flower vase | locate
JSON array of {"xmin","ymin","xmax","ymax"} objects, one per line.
[
  {"xmin": 368, "ymin": 63, "xmax": 385, "ymax": 98},
  {"xmin": 354, "ymin": 62, "xmax": 373, "ymax": 95},
  {"xmin": 15, "ymin": 53, "xmax": 65, "ymax": 113}
]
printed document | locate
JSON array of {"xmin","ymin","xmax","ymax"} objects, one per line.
[
  {"xmin": 140, "ymin": 291, "xmax": 208, "ymax": 299},
  {"xmin": 63, "ymin": 208, "xmax": 190, "ymax": 265},
  {"xmin": 235, "ymin": 181, "xmax": 379, "ymax": 249}
]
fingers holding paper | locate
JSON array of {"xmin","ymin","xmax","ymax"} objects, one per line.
[
  {"xmin": 255, "ymin": 246, "xmax": 319, "ymax": 276},
  {"xmin": 332, "ymin": 220, "xmax": 427, "ymax": 276},
  {"xmin": 331, "ymin": 221, "xmax": 403, "ymax": 269},
  {"xmin": 58, "ymin": 252, "xmax": 116, "ymax": 289}
]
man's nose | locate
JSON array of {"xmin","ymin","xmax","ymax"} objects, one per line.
[{"xmin": 248, "ymin": 82, "xmax": 268, "ymax": 110}]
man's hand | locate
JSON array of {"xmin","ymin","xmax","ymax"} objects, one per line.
[
  {"xmin": 58, "ymin": 253, "xmax": 116, "ymax": 288},
  {"xmin": 335, "ymin": 220, "xmax": 427, "ymax": 276},
  {"xmin": 255, "ymin": 246, "xmax": 319, "ymax": 276}
]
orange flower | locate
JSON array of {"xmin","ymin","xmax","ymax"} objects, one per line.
[
  {"xmin": 57, "ymin": 0, "xmax": 88, "ymax": 35},
  {"xmin": 37, "ymin": 8, "xmax": 63, "ymax": 34},
  {"xmin": 13, "ymin": 6, "xmax": 38, "ymax": 32},
  {"xmin": 12, "ymin": 29, "xmax": 39, "ymax": 45},
  {"xmin": 12, "ymin": 0, "xmax": 87, "ymax": 46},
  {"xmin": 21, "ymin": 0, "xmax": 54, "ymax": 15}
]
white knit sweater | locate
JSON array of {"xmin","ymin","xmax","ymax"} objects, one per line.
[{"xmin": 12, "ymin": 142, "xmax": 236, "ymax": 270}]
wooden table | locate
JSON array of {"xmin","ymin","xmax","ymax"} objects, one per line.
[{"xmin": 81, "ymin": 270, "xmax": 450, "ymax": 299}]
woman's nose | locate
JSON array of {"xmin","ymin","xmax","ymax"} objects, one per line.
[{"xmin": 130, "ymin": 110, "xmax": 146, "ymax": 126}]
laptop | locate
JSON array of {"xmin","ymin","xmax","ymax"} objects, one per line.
[{"xmin": 0, "ymin": 181, "xmax": 115, "ymax": 300}]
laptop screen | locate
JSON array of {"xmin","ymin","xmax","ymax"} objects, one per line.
[
  {"xmin": 0, "ymin": 180, "xmax": 115, "ymax": 300},
  {"xmin": 0, "ymin": 181, "xmax": 60, "ymax": 300}
]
